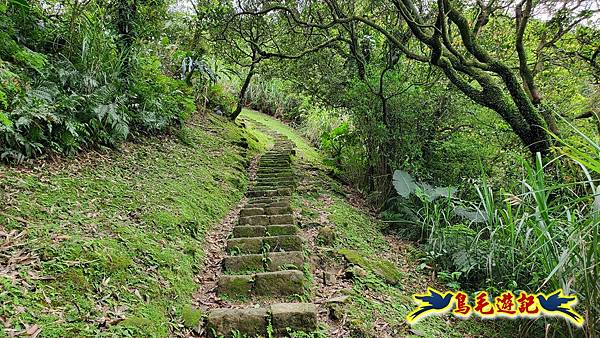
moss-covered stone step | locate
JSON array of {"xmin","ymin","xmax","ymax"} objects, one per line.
[
  {"xmin": 260, "ymin": 156, "xmax": 289, "ymax": 160},
  {"xmin": 239, "ymin": 206, "xmax": 292, "ymax": 216},
  {"xmin": 256, "ymin": 166, "xmax": 292, "ymax": 171},
  {"xmin": 227, "ymin": 235, "xmax": 303, "ymax": 254},
  {"xmin": 254, "ymin": 179, "xmax": 294, "ymax": 185},
  {"xmin": 253, "ymin": 181, "xmax": 296, "ymax": 188},
  {"xmin": 251, "ymin": 185, "xmax": 294, "ymax": 192},
  {"xmin": 206, "ymin": 303, "xmax": 317, "ymax": 338},
  {"xmin": 258, "ymin": 165, "xmax": 290, "ymax": 169},
  {"xmin": 223, "ymin": 251, "xmax": 304, "ymax": 273},
  {"xmin": 254, "ymin": 175, "xmax": 294, "ymax": 181},
  {"xmin": 252, "ymin": 184, "xmax": 295, "ymax": 191},
  {"xmin": 256, "ymin": 168, "xmax": 293, "ymax": 173},
  {"xmin": 260, "ymin": 159, "xmax": 290, "ymax": 164},
  {"xmin": 232, "ymin": 226, "xmax": 267, "ymax": 238},
  {"xmin": 255, "ymin": 173, "xmax": 294, "ymax": 179},
  {"xmin": 247, "ymin": 196, "xmax": 290, "ymax": 204},
  {"xmin": 238, "ymin": 214, "xmax": 294, "ymax": 226},
  {"xmin": 246, "ymin": 189, "xmax": 292, "ymax": 198},
  {"xmin": 250, "ymin": 186, "xmax": 294, "ymax": 193},
  {"xmin": 222, "ymin": 254, "xmax": 264, "ymax": 273},
  {"xmin": 245, "ymin": 201, "xmax": 290, "ymax": 209},
  {"xmin": 259, "ymin": 165, "xmax": 290, "ymax": 170},
  {"xmin": 206, "ymin": 308, "xmax": 268, "ymax": 338},
  {"xmin": 245, "ymin": 202, "xmax": 290, "ymax": 209},
  {"xmin": 217, "ymin": 270, "xmax": 305, "ymax": 298},
  {"xmin": 254, "ymin": 179, "xmax": 295, "ymax": 185},
  {"xmin": 233, "ymin": 225, "xmax": 297, "ymax": 238}
]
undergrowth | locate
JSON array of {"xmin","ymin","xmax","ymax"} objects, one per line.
[{"xmin": 0, "ymin": 115, "xmax": 263, "ymax": 337}]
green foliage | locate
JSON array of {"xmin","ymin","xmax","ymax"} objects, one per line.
[
  {"xmin": 0, "ymin": 0, "xmax": 199, "ymax": 163},
  {"xmin": 245, "ymin": 77, "xmax": 301, "ymax": 118},
  {"xmin": 203, "ymin": 82, "xmax": 236, "ymax": 114},
  {"xmin": 385, "ymin": 147, "xmax": 600, "ymax": 335},
  {"xmin": 0, "ymin": 115, "xmax": 264, "ymax": 336}
]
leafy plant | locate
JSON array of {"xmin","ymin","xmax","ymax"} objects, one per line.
[{"xmin": 392, "ymin": 170, "xmax": 456, "ymax": 201}]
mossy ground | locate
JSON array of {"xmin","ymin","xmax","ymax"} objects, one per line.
[
  {"xmin": 240, "ymin": 109, "xmax": 321, "ymax": 164},
  {"xmin": 0, "ymin": 115, "xmax": 265, "ymax": 337},
  {"xmin": 2, "ymin": 110, "xmax": 520, "ymax": 337},
  {"xmin": 242, "ymin": 110, "xmax": 518, "ymax": 338}
]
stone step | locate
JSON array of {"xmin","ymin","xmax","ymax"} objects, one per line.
[
  {"xmin": 265, "ymin": 206, "xmax": 293, "ymax": 215},
  {"xmin": 227, "ymin": 235, "xmax": 303, "ymax": 254},
  {"xmin": 255, "ymin": 176, "xmax": 294, "ymax": 181},
  {"xmin": 252, "ymin": 184, "xmax": 295, "ymax": 191},
  {"xmin": 246, "ymin": 188, "xmax": 292, "ymax": 198},
  {"xmin": 256, "ymin": 167, "xmax": 292, "ymax": 172},
  {"xmin": 260, "ymin": 157, "xmax": 290, "ymax": 161},
  {"xmin": 246, "ymin": 201, "xmax": 290, "ymax": 209},
  {"xmin": 250, "ymin": 186, "xmax": 293, "ymax": 193},
  {"xmin": 238, "ymin": 214, "xmax": 294, "ymax": 226},
  {"xmin": 259, "ymin": 157, "xmax": 292, "ymax": 164},
  {"xmin": 259, "ymin": 164, "xmax": 291, "ymax": 169},
  {"xmin": 233, "ymin": 224, "xmax": 297, "ymax": 238},
  {"xmin": 255, "ymin": 172, "xmax": 293, "ymax": 178},
  {"xmin": 223, "ymin": 251, "xmax": 304, "ymax": 273},
  {"xmin": 255, "ymin": 173, "xmax": 294, "ymax": 179},
  {"xmin": 260, "ymin": 158, "xmax": 290, "ymax": 163},
  {"xmin": 217, "ymin": 270, "xmax": 305, "ymax": 298},
  {"xmin": 206, "ymin": 303, "xmax": 317, "ymax": 337},
  {"xmin": 254, "ymin": 181, "xmax": 295, "ymax": 188},
  {"xmin": 247, "ymin": 196, "xmax": 290, "ymax": 204}
]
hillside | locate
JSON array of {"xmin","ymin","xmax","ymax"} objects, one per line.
[{"xmin": 1, "ymin": 111, "xmax": 517, "ymax": 337}]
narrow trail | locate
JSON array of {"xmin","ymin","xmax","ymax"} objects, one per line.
[{"xmin": 193, "ymin": 129, "xmax": 317, "ymax": 337}]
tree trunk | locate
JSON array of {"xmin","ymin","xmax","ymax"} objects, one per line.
[{"xmin": 231, "ymin": 63, "xmax": 256, "ymax": 121}]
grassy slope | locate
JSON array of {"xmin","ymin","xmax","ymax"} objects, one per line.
[
  {"xmin": 241, "ymin": 110, "xmax": 516, "ymax": 338},
  {"xmin": 0, "ymin": 115, "xmax": 266, "ymax": 337}
]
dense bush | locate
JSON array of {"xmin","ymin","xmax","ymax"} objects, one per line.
[
  {"xmin": 384, "ymin": 138, "xmax": 599, "ymax": 335},
  {"xmin": 0, "ymin": 1, "xmax": 198, "ymax": 163}
]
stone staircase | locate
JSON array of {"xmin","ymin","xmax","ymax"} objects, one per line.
[{"xmin": 205, "ymin": 133, "xmax": 318, "ymax": 337}]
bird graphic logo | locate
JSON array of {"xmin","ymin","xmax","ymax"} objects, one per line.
[
  {"xmin": 406, "ymin": 287, "xmax": 454, "ymax": 324},
  {"xmin": 407, "ymin": 288, "xmax": 584, "ymax": 327},
  {"xmin": 537, "ymin": 290, "xmax": 584, "ymax": 326}
]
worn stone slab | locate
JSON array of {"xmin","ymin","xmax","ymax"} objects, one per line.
[
  {"xmin": 266, "ymin": 225, "xmax": 297, "ymax": 236},
  {"xmin": 228, "ymin": 235, "xmax": 303, "ymax": 254},
  {"xmin": 233, "ymin": 226, "xmax": 266, "ymax": 238},
  {"xmin": 238, "ymin": 215, "xmax": 268, "ymax": 226},
  {"xmin": 247, "ymin": 189, "xmax": 292, "ymax": 198},
  {"xmin": 247, "ymin": 196, "xmax": 289, "ymax": 204},
  {"xmin": 217, "ymin": 275, "xmax": 253, "ymax": 298},
  {"xmin": 253, "ymin": 270, "xmax": 305, "ymax": 297},
  {"xmin": 244, "ymin": 203, "xmax": 267, "ymax": 209},
  {"xmin": 223, "ymin": 254, "xmax": 264, "ymax": 273},
  {"xmin": 266, "ymin": 251, "xmax": 304, "ymax": 271},
  {"xmin": 239, "ymin": 208, "xmax": 264, "ymax": 217},
  {"xmin": 206, "ymin": 308, "xmax": 268, "ymax": 338},
  {"xmin": 264, "ymin": 206, "xmax": 292, "ymax": 215},
  {"xmin": 270, "ymin": 303, "xmax": 318, "ymax": 333},
  {"xmin": 256, "ymin": 170, "xmax": 293, "ymax": 175},
  {"xmin": 268, "ymin": 201, "xmax": 291, "ymax": 208},
  {"xmin": 256, "ymin": 178, "xmax": 295, "ymax": 183},
  {"xmin": 227, "ymin": 237, "xmax": 263, "ymax": 254},
  {"xmin": 270, "ymin": 214, "xmax": 294, "ymax": 224},
  {"xmin": 256, "ymin": 172, "xmax": 293, "ymax": 178},
  {"xmin": 263, "ymin": 235, "xmax": 303, "ymax": 252},
  {"xmin": 253, "ymin": 183, "xmax": 294, "ymax": 190}
]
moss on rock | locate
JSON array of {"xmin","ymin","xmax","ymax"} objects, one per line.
[
  {"xmin": 182, "ymin": 306, "xmax": 204, "ymax": 329},
  {"xmin": 338, "ymin": 249, "xmax": 402, "ymax": 286}
]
